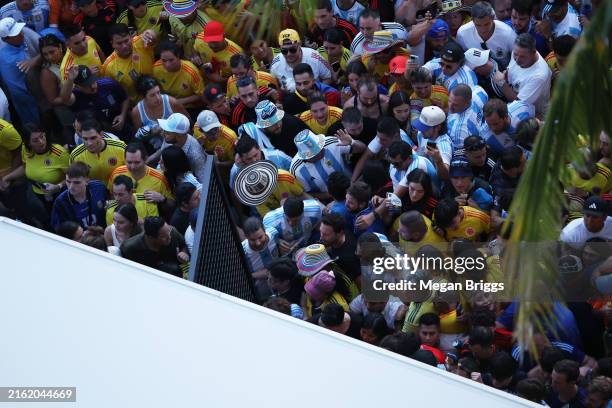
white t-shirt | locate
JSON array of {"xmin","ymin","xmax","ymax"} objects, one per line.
[
  {"xmin": 349, "ymin": 294, "xmax": 405, "ymax": 330},
  {"xmin": 350, "ymin": 21, "xmax": 409, "ymax": 56},
  {"xmin": 507, "ymin": 52, "xmax": 552, "ymax": 117},
  {"xmin": 456, "ymin": 20, "xmax": 517, "ymax": 69},
  {"xmin": 560, "ymin": 217, "xmax": 612, "ymax": 250},
  {"xmin": 270, "ymin": 47, "xmax": 332, "ymax": 93}
]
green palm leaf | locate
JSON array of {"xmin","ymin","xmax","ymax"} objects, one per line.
[{"xmin": 504, "ymin": 3, "xmax": 612, "ymax": 350}]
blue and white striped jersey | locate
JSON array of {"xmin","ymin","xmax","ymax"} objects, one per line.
[
  {"xmin": 230, "ymin": 148, "xmax": 293, "ymax": 190},
  {"xmin": 471, "ymin": 85, "xmax": 489, "ymax": 114},
  {"xmin": 368, "ymin": 129, "xmax": 414, "ymax": 156},
  {"xmin": 242, "ymin": 228, "xmax": 280, "ymax": 273},
  {"xmin": 290, "ymin": 137, "xmax": 352, "ymax": 193},
  {"xmin": 423, "ymin": 58, "xmax": 479, "ymax": 91},
  {"xmin": 398, "ymin": 154, "xmax": 440, "ymax": 189},
  {"xmin": 262, "ymin": 199, "xmax": 323, "ymax": 244},
  {"xmin": 480, "ymin": 100, "xmax": 535, "ymax": 157},
  {"xmin": 548, "ymin": 4, "xmax": 583, "ymax": 39},
  {"xmin": 415, "ymin": 132, "xmax": 453, "ymax": 165},
  {"xmin": 447, "ymin": 106, "xmax": 482, "ymax": 150},
  {"xmin": 0, "ymin": 0, "xmax": 49, "ymax": 33}
]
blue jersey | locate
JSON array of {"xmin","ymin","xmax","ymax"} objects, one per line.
[
  {"xmin": 0, "ymin": 43, "xmax": 39, "ymax": 125},
  {"xmin": 262, "ymin": 199, "xmax": 323, "ymax": 244},
  {"xmin": 51, "ymin": 180, "xmax": 107, "ymax": 230},
  {"xmin": 415, "ymin": 132, "xmax": 453, "ymax": 166},
  {"xmin": 395, "ymin": 154, "xmax": 439, "ymax": 191},
  {"xmin": 480, "ymin": 100, "xmax": 534, "ymax": 157}
]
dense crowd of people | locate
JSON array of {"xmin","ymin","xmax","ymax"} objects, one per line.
[{"xmin": 0, "ymin": 0, "xmax": 610, "ymax": 404}]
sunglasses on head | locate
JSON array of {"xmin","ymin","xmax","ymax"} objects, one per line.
[{"xmin": 281, "ymin": 46, "xmax": 299, "ymax": 55}]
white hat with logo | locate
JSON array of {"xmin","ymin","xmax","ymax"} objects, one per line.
[
  {"xmin": 0, "ymin": 17, "xmax": 25, "ymax": 38},
  {"xmin": 464, "ymin": 48, "xmax": 490, "ymax": 70},
  {"xmin": 158, "ymin": 113, "xmax": 190, "ymax": 134},
  {"xmin": 196, "ymin": 110, "xmax": 221, "ymax": 132}
]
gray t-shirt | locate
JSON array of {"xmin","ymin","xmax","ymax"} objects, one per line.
[{"xmin": 161, "ymin": 135, "xmax": 209, "ymax": 183}]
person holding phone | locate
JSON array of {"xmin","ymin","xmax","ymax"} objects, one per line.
[{"xmin": 412, "ymin": 105, "xmax": 452, "ymax": 180}]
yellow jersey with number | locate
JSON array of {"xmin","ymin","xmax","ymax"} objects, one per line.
[
  {"xmin": 299, "ymin": 106, "xmax": 343, "ymax": 135},
  {"xmin": 101, "ymin": 35, "xmax": 155, "ymax": 103},
  {"xmin": 70, "ymin": 138, "xmax": 126, "ymax": 183},
  {"xmin": 153, "ymin": 59, "xmax": 204, "ymax": 107},
  {"xmin": 410, "ymin": 85, "xmax": 449, "ymax": 122},
  {"xmin": 0, "ymin": 120, "xmax": 22, "ymax": 176},
  {"xmin": 107, "ymin": 165, "xmax": 174, "ymax": 200},
  {"xmin": 193, "ymin": 124, "xmax": 237, "ymax": 162},
  {"xmin": 193, "ymin": 37, "xmax": 244, "ymax": 81},
  {"xmin": 60, "ymin": 36, "xmax": 104, "ymax": 82},
  {"xmin": 105, "ymin": 193, "xmax": 159, "ymax": 226},
  {"xmin": 226, "ymin": 71, "xmax": 278, "ymax": 99},
  {"xmin": 22, "ymin": 144, "xmax": 70, "ymax": 194}
]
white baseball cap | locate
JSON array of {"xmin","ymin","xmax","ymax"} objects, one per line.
[
  {"xmin": 158, "ymin": 113, "xmax": 190, "ymax": 134},
  {"xmin": 0, "ymin": 17, "xmax": 25, "ymax": 38},
  {"xmin": 464, "ymin": 48, "xmax": 490, "ymax": 70},
  {"xmin": 411, "ymin": 106, "xmax": 446, "ymax": 132},
  {"xmin": 196, "ymin": 110, "xmax": 221, "ymax": 132}
]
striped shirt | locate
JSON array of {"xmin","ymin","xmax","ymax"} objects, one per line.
[
  {"xmin": 423, "ymin": 58, "xmax": 479, "ymax": 91},
  {"xmin": 415, "ymin": 132, "xmax": 453, "ymax": 166},
  {"xmin": 331, "ymin": 0, "xmax": 365, "ymax": 26},
  {"xmin": 229, "ymin": 148, "xmax": 293, "ymax": 190},
  {"xmin": 447, "ymin": 105, "xmax": 482, "ymax": 150},
  {"xmin": 290, "ymin": 137, "xmax": 352, "ymax": 193},
  {"xmin": 350, "ymin": 21, "xmax": 408, "ymax": 56},
  {"xmin": 262, "ymin": 198, "xmax": 323, "ymax": 244},
  {"xmin": 397, "ymin": 154, "xmax": 439, "ymax": 189},
  {"xmin": 0, "ymin": 0, "xmax": 49, "ymax": 33},
  {"xmin": 368, "ymin": 129, "xmax": 413, "ymax": 157},
  {"xmin": 547, "ymin": 4, "xmax": 582, "ymax": 39},
  {"xmin": 471, "ymin": 85, "xmax": 489, "ymax": 114},
  {"xmin": 480, "ymin": 100, "xmax": 535, "ymax": 157},
  {"xmin": 242, "ymin": 229, "xmax": 279, "ymax": 274}
]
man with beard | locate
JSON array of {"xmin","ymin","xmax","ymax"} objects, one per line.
[
  {"xmin": 230, "ymin": 76, "xmax": 276, "ymax": 129},
  {"xmin": 283, "ymin": 62, "xmax": 341, "ymax": 115},
  {"xmin": 343, "ymin": 75, "xmax": 389, "ymax": 135}
]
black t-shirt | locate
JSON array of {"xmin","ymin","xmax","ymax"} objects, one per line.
[
  {"xmin": 79, "ymin": 7, "xmax": 116, "ymax": 57},
  {"xmin": 327, "ymin": 233, "xmax": 361, "ymax": 280},
  {"xmin": 120, "ymin": 228, "xmax": 187, "ymax": 277},
  {"xmin": 267, "ymin": 114, "xmax": 308, "ymax": 157},
  {"xmin": 170, "ymin": 208, "xmax": 190, "ymax": 236},
  {"xmin": 72, "ymin": 78, "xmax": 127, "ymax": 126},
  {"xmin": 307, "ymin": 311, "xmax": 363, "ymax": 339},
  {"xmin": 282, "ymin": 91, "xmax": 309, "ymax": 116}
]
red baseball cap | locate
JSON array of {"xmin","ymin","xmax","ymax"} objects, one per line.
[
  {"xmin": 203, "ymin": 21, "xmax": 224, "ymax": 43},
  {"xmin": 389, "ymin": 55, "xmax": 408, "ymax": 75}
]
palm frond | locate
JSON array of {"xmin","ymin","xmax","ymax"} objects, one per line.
[{"xmin": 504, "ymin": 3, "xmax": 612, "ymax": 349}]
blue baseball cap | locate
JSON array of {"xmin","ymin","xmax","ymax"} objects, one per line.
[{"xmin": 427, "ymin": 19, "xmax": 449, "ymax": 39}]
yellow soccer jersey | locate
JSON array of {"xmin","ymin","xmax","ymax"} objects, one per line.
[
  {"xmin": 153, "ymin": 60, "xmax": 204, "ymax": 107},
  {"xmin": 105, "ymin": 193, "xmax": 159, "ymax": 226},
  {"xmin": 107, "ymin": 165, "xmax": 173, "ymax": 200},
  {"xmin": 193, "ymin": 37, "xmax": 244, "ymax": 81},
  {"xmin": 69, "ymin": 138, "xmax": 126, "ymax": 183},
  {"xmin": 396, "ymin": 213, "xmax": 447, "ymax": 255},
  {"xmin": 116, "ymin": 0, "xmax": 164, "ymax": 35},
  {"xmin": 0, "ymin": 120, "xmax": 22, "ymax": 176},
  {"xmin": 568, "ymin": 163, "xmax": 611, "ymax": 194},
  {"xmin": 22, "ymin": 144, "xmax": 69, "ymax": 194},
  {"xmin": 299, "ymin": 106, "xmax": 343, "ymax": 135},
  {"xmin": 442, "ymin": 206, "xmax": 491, "ymax": 242},
  {"xmin": 317, "ymin": 46, "xmax": 352, "ymax": 72},
  {"xmin": 194, "ymin": 124, "xmax": 237, "ymax": 162},
  {"xmin": 101, "ymin": 35, "xmax": 155, "ymax": 103},
  {"xmin": 256, "ymin": 170, "xmax": 304, "ymax": 217},
  {"xmin": 226, "ymin": 71, "xmax": 278, "ymax": 99},
  {"xmin": 59, "ymin": 36, "xmax": 103, "ymax": 82},
  {"xmin": 410, "ymin": 85, "xmax": 449, "ymax": 122},
  {"xmin": 168, "ymin": 10, "xmax": 210, "ymax": 58}
]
